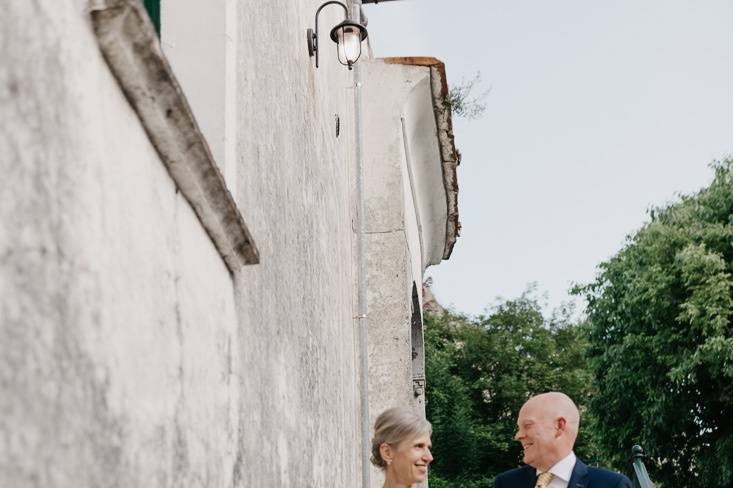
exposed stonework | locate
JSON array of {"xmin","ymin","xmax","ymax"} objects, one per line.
[{"xmin": 422, "ymin": 281, "xmax": 446, "ymax": 317}]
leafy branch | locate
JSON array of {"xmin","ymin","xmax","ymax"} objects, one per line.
[{"xmin": 447, "ymin": 71, "xmax": 491, "ymax": 120}]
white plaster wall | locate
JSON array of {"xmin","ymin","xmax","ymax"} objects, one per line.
[
  {"xmin": 1, "ymin": 1, "xmax": 363, "ymax": 487},
  {"xmin": 160, "ymin": 0, "xmax": 238, "ymax": 193},
  {"xmin": 361, "ymin": 60, "xmax": 428, "ymax": 488},
  {"xmin": 231, "ymin": 1, "xmax": 362, "ymax": 486},
  {"xmin": 402, "ymin": 77, "xmax": 448, "ymax": 268},
  {"xmin": 361, "ymin": 61, "xmax": 448, "ymax": 268},
  {"xmin": 401, "ymin": 118, "xmax": 428, "ymax": 295},
  {"xmin": 0, "ymin": 1, "xmax": 240, "ymax": 486}
]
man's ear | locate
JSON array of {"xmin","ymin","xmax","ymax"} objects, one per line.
[
  {"xmin": 556, "ymin": 417, "xmax": 567, "ymax": 437},
  {"xmin": 380, "ymin": 443, "xmax": 393, "ymax": 465}
]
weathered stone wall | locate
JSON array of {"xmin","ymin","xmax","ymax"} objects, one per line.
[
  {"xmin": 0, "ymin": 0, "xmax": 361, "ymax": 487},
  {"xmin": 361, "ymin": 60, "xmax": 447, "ymax": 487},
  {"xmin": 233, "ymin": 0, "xmax": 361, "ymax": 486},
  {"xmin": 0, "ymin": 1, "xmax": 244, "ymax": 486}
]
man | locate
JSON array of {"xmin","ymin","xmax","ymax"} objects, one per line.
[{"xmin": 494, "ymin": 392, "xmax": 632, "ymax": 488}]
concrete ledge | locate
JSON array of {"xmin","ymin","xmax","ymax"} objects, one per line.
[
  {"xmin": 89, "ymin": 0, "xmax": 259, "ymax": 272},
  {"xmin": 383, "ymin": 57, "xmax": 460, "ymax": 260}
]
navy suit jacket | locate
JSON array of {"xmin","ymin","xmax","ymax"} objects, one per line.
[{"xmin": 494, "ymin": 459, "xmax": 632, "ymax": 488}]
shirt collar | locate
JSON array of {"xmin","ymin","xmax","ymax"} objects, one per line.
[{"xmin": 536, "ymin": 451, "xmax": 576, "ymax": 482}]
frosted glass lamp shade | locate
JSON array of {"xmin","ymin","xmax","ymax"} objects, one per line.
[{"xmin": 330, "ymin": 21, "xmax": 368, "ymax": 69}]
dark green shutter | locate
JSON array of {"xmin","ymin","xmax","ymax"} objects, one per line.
[{"xmin": 142, "ymin": 0, "xmax": 161, "ymax": 35}]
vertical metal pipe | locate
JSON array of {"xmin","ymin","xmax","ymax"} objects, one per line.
[
  {"xmin": 351, "ymin": 2, "xmax": 370, "ymax": 487},
  {"xmin": 355, "ymin": 59, "xmax": 371, "ymax": 488}
]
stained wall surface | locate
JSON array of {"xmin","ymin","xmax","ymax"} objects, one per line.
[
  {"xmin": 233, "ymin": 0, "xmax": 362, "ymax": 486},
  {"xmin": 1, "ymin": 1, "xmax": 362, "ymax": 487}
]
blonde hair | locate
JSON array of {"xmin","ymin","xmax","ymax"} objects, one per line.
[{"xmin": 370, "ymin": 407, "xmax": 432, "ymax": 470}]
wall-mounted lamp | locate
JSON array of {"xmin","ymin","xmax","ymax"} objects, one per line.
[{"xmin": 307, "ymin": 1, "xmax": 368, "ymax": 70}]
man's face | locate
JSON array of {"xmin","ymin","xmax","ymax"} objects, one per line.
[{"xmin": 514, "ymin": 401, "xmax": 559, "ymax": 471}]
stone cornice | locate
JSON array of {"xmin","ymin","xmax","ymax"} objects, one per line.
[{"xmin": 89, "ymin": 0, "xmax": 259, "ymax": 272}]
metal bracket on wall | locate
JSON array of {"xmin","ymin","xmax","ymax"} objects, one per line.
[{"xmin": 412, "ymin": 377, "xmax": 425, "ymax": 398}]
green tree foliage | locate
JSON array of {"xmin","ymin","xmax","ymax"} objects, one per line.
[
  {"xmin": 576, "ymin": 159, "xmax": 733, "ymax": 487},
  {"xmin": 425, "ymin": 292, "xmax": 601, "ymax": 487}
]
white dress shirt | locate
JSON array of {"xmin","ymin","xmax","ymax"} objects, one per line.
[{"xmin": 536, "ymin": 451, "xmax": 576, "ymax": 488}]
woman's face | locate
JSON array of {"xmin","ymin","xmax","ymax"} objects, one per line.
[{"xmin": 385, "ymin": 433, "xmax": 433, "ymax": 485}]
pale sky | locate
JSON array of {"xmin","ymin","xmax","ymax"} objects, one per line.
[{"xmin": 363, "ymin": 0, "xmax": 733, "ymax": 317}]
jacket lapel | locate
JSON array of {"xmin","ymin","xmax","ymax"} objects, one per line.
[
  {"xmin": 567, "ymin": 459, "xmax": 589, "ymax": 488},
  {"xmin": 524, "ymin": 465, "xmax": 539, "ymax": 488}
]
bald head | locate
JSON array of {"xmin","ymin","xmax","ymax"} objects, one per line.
[
  {"xmin": 514, "ymin": 392, "xmax": 580, "ymax": 471},
  {"xmin": 525, "ymin": 392, "xmax": 580, "ymax": 436}
]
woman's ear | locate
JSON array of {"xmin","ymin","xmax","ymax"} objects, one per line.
[{"xmin": 380, "ymin": 443, "xmax": 393, "ymax": 466}]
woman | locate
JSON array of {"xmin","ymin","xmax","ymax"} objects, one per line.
[{"xmin": 371, "ymin": 407, "xmax": 434, "ymax": 488}]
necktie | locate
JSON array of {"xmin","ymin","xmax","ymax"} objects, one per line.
[{"xmin": 535, "ymin": 472, "xmax": 554, "ymax": 488}]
